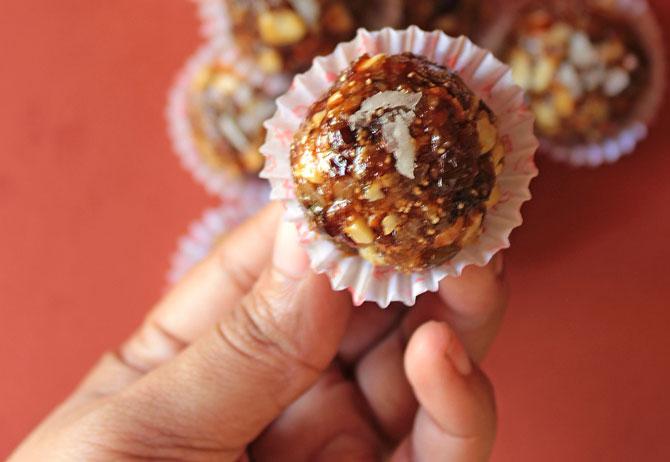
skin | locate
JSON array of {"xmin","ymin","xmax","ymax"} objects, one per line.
[{"xmin": 9, "ymin": 202, "xmax": 507, "ymax": 462}]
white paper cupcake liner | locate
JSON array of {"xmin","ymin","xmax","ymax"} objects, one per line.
[
  {"xmin": 260, "ymin": 27, "xmax": 539, "ymax": 307},
  {"xmin": 167, "ymin": 182, "xmax": 270, "ymax": 285},
  {"xmin": 192, "ymin": 0, "xmax": 231, "ymax": 39},
  {"xmin": 166, "ymin": 39, "xmax": 287, "ymax": 197},
  {"xmin": 483, "ymin": 0, "xmax": 666, "ymax": 168}
]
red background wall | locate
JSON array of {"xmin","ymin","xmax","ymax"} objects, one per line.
[{"xmin": 0, "ymin": 1, "xmax": 669, "ymax": 459}]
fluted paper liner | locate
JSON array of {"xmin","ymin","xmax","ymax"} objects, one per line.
[
  {"xmin": 167, "ymin": 39, "xmax": 286, "ymax": 197},
  {"xmin": 482, "ymin": 0, "xmax": 666, "ymax": 167},
  {"xmin": 167, "ymin": 182, "xmax": 270, "ymax": 285},
  {"xmin": 261, "ymin": 27, "xmax": 539, "ymax": 307}
]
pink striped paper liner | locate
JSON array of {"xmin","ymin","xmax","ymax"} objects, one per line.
[
  {"xmin": 167, "ymin": 181, "xmax": 270, "ymax": 285},
  {"xmin": 166, "ymin": 39, "xmax": 287, "ymax": 197},
  {"xmin": 482, "ymin": 0, "xmax": 666, "ymax": 167}
]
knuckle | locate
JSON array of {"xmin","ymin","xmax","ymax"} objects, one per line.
[
  {"xmin": 215, "ymin": 247, "xmax": 257, "ymax": 296},
  {"xmin": 215, "ymin": 286, "xmax": 320, "ymax": 378}
]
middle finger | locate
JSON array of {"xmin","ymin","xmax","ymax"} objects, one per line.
[{"xmin": 353, "ymin": 255, "xmax": 507, "ymax": 441}]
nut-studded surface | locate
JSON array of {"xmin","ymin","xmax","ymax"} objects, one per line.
[
  {"xmin": 502, "ymin": 1, "xmax": 650, "ymax": 145},
  {"xmin": 291, "ymin": 53, "xmax": 503, "ymax": 272},
  {"xmin": 226, "ymin": 0, "xmax": 359, "ymax": 74},
  {"xmin": 187, "ymin": 60, "xmax": 279, "ymax": 177}
]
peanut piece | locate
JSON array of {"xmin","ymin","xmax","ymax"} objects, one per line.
[
  {"xmin": 532, "ymin": 57, "xmax": 557, "ymax": 93},
  {"xmin": 461, "ymin": 213, "xmax": 483, "ymax": 245},
  {"xmin": 433, "ymin": 218, "xmax": 464, "ymax": 247},
  {"xmin": 345, "ymin": 217, "xmax": 375, "ymax": 244},
  {"xmin": 356, "ymin": 54, "xmax": 386, "ymax": 72},
  {"xmin": 485, "ymin": 185, "xmax": 501, "ymax": 208},
  {"xmin": 477, "ymin": 113, "xmax": 498, "ymax": 154},
  {"xmin": 363, "ymin": 182, "xmax": 385, "ymax": 201},
  {"xmin": 554, "ymin": 86, "xmax": 575, "ymax": 118},
  {"xmin": 381, "ymin": 214, "xmax": 399, "ymax": 235},
  {"xmin": 359, "ymin": 246, "xmax": 386, "ymax": 266},
  {"xmin": 258, "ymin": 9, "xmax": 308, "ymax": 46},
  {"xmin": 327, "ymin": 91, "xmax": 343, "ymax": 107},
  {"xmin": 257, "ymin": 48, "xmax": 283, "ymax": 73},
  {"xmin": 311, "ymin": 110, "xmax": 326, "ymax": 126},
  {"xmin": 510, "ymin": 49, "xmax": 532, "ymax": 89}
]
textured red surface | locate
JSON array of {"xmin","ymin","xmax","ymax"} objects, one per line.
[{"xmin": 0, "ymin": 1, "xmax": 669, "ymax": 459}]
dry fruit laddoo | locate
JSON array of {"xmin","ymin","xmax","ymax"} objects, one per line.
[
  {"xmin": 502, "ymin": 1, "xmax": 650, "ymax": 145},
  {"xmin": 290, "ymin": 53, "xmax": 505, "ymax": 272}
]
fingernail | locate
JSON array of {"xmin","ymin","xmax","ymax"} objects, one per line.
[
  {"xmin": 493, "ymin": 252, "xmax": 504, "ymax": 278},
  {"xmin": 273, "ymin": 222, "xmax": 310, "ymax": 279}
]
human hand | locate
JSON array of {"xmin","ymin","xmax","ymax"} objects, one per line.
[{"xmin": 10, "ymin": 202, "xmax": 507, "ymax": 461}]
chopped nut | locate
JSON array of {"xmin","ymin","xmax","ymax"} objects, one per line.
[
  {"xmin": 295, "ymin": 154, "xmax": 325, "ymax": 184},
  {"xmin": 477, "ymin": 113, "xmax": 498, "ymax": 154},
  {"xmin": 258, "ymin": 8, "xmax": 308, "ymax": 46},
  {"xmin": 359, "ymin": 246, "xmax": 386, "ymax": 266},
  {"xmin": 345, "ymin": 217, "xmax": 375, "ymax": 244},
  {"xmin": 569, "ymin": 31, "xmax": 598, "ymax": 69},
  {"xmin": 545, "ymin": 22, "xmax": 572, "ymax": 46},
  {"xmin": 257, "ymin": 48, "xmax": 283, "ymax": 74},
  {"xmin": 433, "ymin": 218, "xmax": 464, "ymax": 247},
  {"xmin": 599, "ymin": 39, "xmax": 625, "ymax": 64},
  {"xmin": 363, "ymin": 182, "xmax": 385, "ymax": 201},
  {"xmin": 460, "ymin": 213, "xmax": 483, "ymax": 244},
  {"xmin": 532, "ymin": 57, "xmax": 558, "ymax": 93},
  {"xmin": 532, "ymin": 100, "xmax": 559, "ymax": 134},
  {"xmin": 485, "ymin": 185, "xmax": 501, "ymax": 208},
  {"xmin": 491, "ymin": 141, "xmax": 505, "ymax": 175},
  {"xmin": 603, "ymin": 68, "xmax": 631, "ymax": 96},
  {"xmin": 327, "ymin": 91, "xmax": 343, "ymax": 107},
  {"xmin": 554, "ymin": 86, "xmax": 575, "ymax": 117},
  {"xmin": 378, "ymin": 173, "xmax": 397, "ymax": 188},
  {"xmin": 356, "ymin": 53, "xmax": 386, "ymax": 72},
  {"xmin": 297, "ymin": 163, "xmax": 325, "ymax": 184},
  {"xmin": 311, "ymin": 110, "xmax": 326, "ymax": 126},
  {"xmin": 510, "ymin": 49, "xmax": 532, "ymax": 89},
  {"xmin": 381, "ymin": 214, "xmax": 399, "ymax": 235},
  {"xmin": 556, "ymin": 63, "xmax": 583, "ymax": 99},
  {"xmin": 211, "ymin": 74, "xmax": 239, "ymax": 94}
]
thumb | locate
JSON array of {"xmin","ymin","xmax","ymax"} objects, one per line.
[{"xmin": 104, "ymin": 222, "xmax": 352, "ymax": 459}]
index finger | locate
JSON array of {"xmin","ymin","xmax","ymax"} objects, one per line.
[
  {"xmin": 119, "ymin": 201, "xmax": 283, "ymax": 372},
  {"xmin": 403, "ymin": 253, "xmax": 507, "ymax": 363}
]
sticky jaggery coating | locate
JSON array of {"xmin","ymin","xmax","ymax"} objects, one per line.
[
  {"xmin": 403, "ymin": 0, "xmax": 487, "ymax": 39},
  {"xmin": 187, "ymin": 60, "xmax": 280, "ymax": 177},
  {"xmin": 226, "ymin": 0, "xmax": 359, "ymax": 74},
  {"xmin": 291, "ymin": 53, "xmax": 504, "ymax": 272},
  {"xmin": 502, "ymin": 1, "xmax": 650, "ymax": 145}
]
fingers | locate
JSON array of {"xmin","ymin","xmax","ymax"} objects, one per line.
[
  {"xmin": 118, "ymin": 202, "xmax": 282, "ymax": 373},
  {"xmin": 338, "ymin": 303, "xmax": 403, "ymax": 365},
  {"xmin": 251, "ymin": 367, "xmax": 381, "ymax": 462},
  {"xmin": 354, "ymin": 329, "xmax": 416, "ymax": 440},
  {"xmin": 352, "ymin": 255, "xmax": 506, "ymax": 442},
  {"xmin": 104, "ymin": 223, "xmax": 353, "ymax": 459},
  {"xmin": 392, "ymin": 321, "xmax": 496, "ymax": 462},
  {"xmin": 436, "ymin": 253, "xmax": 507, "ymax": 362}
]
